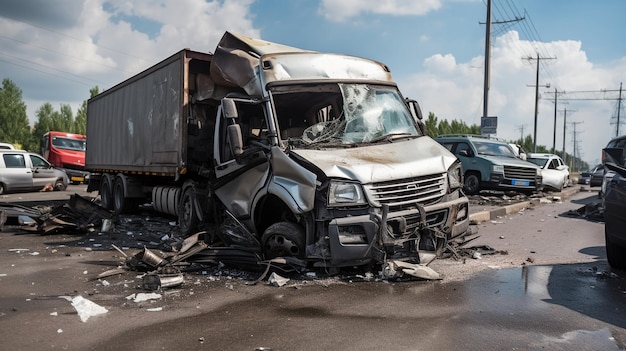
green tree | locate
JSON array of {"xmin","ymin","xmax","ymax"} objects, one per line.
[
  {"xmin": 75, "ymin": 86, "xmax": 99, "ymax": 135},
  {"xmin": 0, "ymin": 78, "xmax": 32, "ymax": 150},
  {"xmin": 424, "ymin": 112, "xmax": 438, "ymax": 137}
]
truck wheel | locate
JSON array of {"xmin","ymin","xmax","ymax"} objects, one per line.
[
  {"xmin": 113, "ymin": 175, "xmax": 138, "ymax": 214},
  {"xmin": 261, "ymin": 222, "xmax": 305, "ymax": 259},
  {"xmin": 100, "ymin": 174, "xmax": 113, "ymax": 210},
  {"xmin": 463, "ymin": 172, "xmax": 481, "ymax": 195},
  {"xmin": 179, "ymin": 187, "xmax": 199, "ymax": 237}
]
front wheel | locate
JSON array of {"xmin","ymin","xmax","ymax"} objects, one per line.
[
  {"xmin": 178, "ymin": 187, "xmax": 199, "ymax": 237},
  {"xmin": 463, "ymin": 172, "xmax": 481, "ymax": 195},
  {"xmin": 261, "ymin": 222, "xmax": 305, "ymax": 260}
]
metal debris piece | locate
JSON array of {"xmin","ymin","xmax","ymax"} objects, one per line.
[
  {"xmin": 268, "ymin": 272, "xmax": 289, "ymax": 287},
  {"xmin": 382, "ymin": 260, "xmax": 442, "ymax": 280}
]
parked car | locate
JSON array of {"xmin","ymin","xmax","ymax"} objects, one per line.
[
  {"xmin": 434, "ymin": 135, "xmax": 542, "ymax": 194},
  {"xmin": 578, "ymin": 169, "xmax": 591, "ymax": 185},
  {"xmin": 0, "ymin": 150, "xmax": 69, "ymax": 194},
  {"xmin": 0, "ymin": 142, "xmax": 16, "ymax": 150},
  {"xmin": 602, "ymin": 135, "xmax": 626, "ymax": 201},
  {"xmin": 589, "ymin": 163, "xmax": 605, "ymax": 187},
  {"xmin": 526, "ymin": 153, "xmax": 570, "ymax": 191},
  {"xmin": 602, "ymin": 135, "xmax": 626, "ymax": 269}
]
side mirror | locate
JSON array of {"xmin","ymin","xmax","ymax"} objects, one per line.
[
  {"xmin": 222, "ymin": 98, "xmax": 238, "ymax": 119},
  {"xmin": 458, "ymin": 149, "xmax": 470, "ymax": 157},
  {"xmin": 227, "ymin": 124, "xmax": 243, "ymax": 157}
]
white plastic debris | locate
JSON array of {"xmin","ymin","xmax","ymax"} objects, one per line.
[
  {"xmin": 57, "ymin": 329, "xmax": 63, "ymax": 334},
  {"xmin": 268, "ymin": 272, "xmax": 289, "ymax": 287},
  {"xmin": 126, "ymin": 292, "xmax": 162, "ymax": 303},
  {"xmin": 146, "ymin": 307, "xmax": 163, "ymax": 312},
  {"xmin": 61, "ymin": 295, "xmax": 108, "ymax": 322},
  {"xmin": 8, "ymin": 249, "xmax": 29, "ymax": 253},
  {"xmin": 50, "ymin": 312, "xmax": 58, "ymax": 316}
]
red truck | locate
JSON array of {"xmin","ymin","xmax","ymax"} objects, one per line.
[{"xmin": 40, "ymin": 131, "xmax": 90, "ymax": 184}]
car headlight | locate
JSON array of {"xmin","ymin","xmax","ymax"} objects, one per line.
[
  {"xmin": 492, "ymin": 165, "xmax": 504, "ymax": 173},
  {"xmin": 448, "ymin": 161, "xmax": 463, "ymax": 191},
  {"xmin": 328, "ymin": 180, "xmax": 367, "ymax": 206}
]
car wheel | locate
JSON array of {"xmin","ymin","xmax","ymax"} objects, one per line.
[
  {"xmin": 261, "ymin": 222, "xmax": 305, "ymax": 260},
  {"xmin": 605, "ymin": 229, "xmax": 626, "ymax": 269},
  {"xmin": 463, "ymin": 172, "xmax": 481, "ymax": 195},
  {"xmin": 54, "ymin": 179, "xmax": 67, "ymax": 191}
]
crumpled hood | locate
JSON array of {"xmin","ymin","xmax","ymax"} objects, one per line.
[
  {"xmin": 480, "ymin": 154, "xmax": 541, "ymax": 168},
  {"xmin": 291, "ymin": 137, "xmax": 457, "ymax": 184}
]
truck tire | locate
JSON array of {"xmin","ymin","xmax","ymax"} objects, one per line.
[
  {"xmin": 179, "ymin": 187, "xmax": 199, "ymax": 237},
  {"xmin": 100, "ymin": 174, "xmax": 113, "ymax": 210},
  {"xmin": 463, "ymin": 172, "xmax": 481, "ymax": 195},
  {"xmin": 261, "ymin": 222, "xmax": 305, "ymax": 259},
  {"xmin": 113, "ymin": 175, "xmax": 139, "ymax": 214}
]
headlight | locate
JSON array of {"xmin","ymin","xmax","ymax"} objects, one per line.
[
  {"xmin": 328, "ymin": 181, "xmax": 367, "ymax": 206},
  {"xmin": 536, "ymin": 168, "xmax": 542, "ymax": 176},
  {"xmin": 492, "ymin": 165, "xmax": 504, "ymax": 173},
  {"xmin": 447, "ymin": 161, "xmax": 463, "ymax": 190}
]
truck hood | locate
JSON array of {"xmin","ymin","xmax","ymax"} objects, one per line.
[{"xmin": 291, "ymin": 137, "xmax": 457, "ymax": 184}]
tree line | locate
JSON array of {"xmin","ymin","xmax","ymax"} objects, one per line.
[
  {"xmin": 0, "ymin": 77, "xmax": 588, "ymax": 171},
  {"xmin": 0, "ymin": 78, "xmax": 98, "ymax": 151}
]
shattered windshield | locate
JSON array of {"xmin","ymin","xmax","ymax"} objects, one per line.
[
  {"xmin": 271, "ymin": 83, "xmax": 420, "ymax": 148},
  {"xmin": 52, "ymin": 137, "xmax": 86, "ymax": 151}
]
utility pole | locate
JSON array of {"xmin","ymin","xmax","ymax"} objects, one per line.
[
  {"xmin": 517, "ymin": 124, "xmax": 527, "ymax": 140},
  {"xmin": 561, "ymin": 107, "xmax": 577, "ymax": 166},
  {"xmin": 571, "ymin": 121, "xmax": 584, "ymax": 172},
  {"xmin": 552, "ymin": 88, "xmax": 558, "ymax": 153},
  {"xmin": 525, "ymin": 54, "xmax": 555, "ymax": 152},
  {"xmin": 616, "ymin": 82, "xmax": 623, "ymax": 137},
  {"xmin": 481, "ymin": 2, "xmax": 523, "ymax": 121}
]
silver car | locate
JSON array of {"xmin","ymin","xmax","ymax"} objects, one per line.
[{"xmin": 0, "ymin": 150, "xmax": 69, "ymax": 194}]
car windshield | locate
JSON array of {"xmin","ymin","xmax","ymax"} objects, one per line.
[
  {"xmin": 527, "ymin": 158, "xmax": 549, "ymax": 168},
  {"xmin": 271, "ymin": 83, "xmax": 420, "ymax": 148},
  {"xmin": 52, "ymin": 137, "xmax": 86, "ymax": 151},
  {"xmin": 472, "ymin": 140, "xmax": 517, "ymax": 158}
]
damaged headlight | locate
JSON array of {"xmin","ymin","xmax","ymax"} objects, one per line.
[
  {"xmin": 447, "ymin": 161, "xmax": 463, "ymax": 191},
  {"xmin": 328, "ymin": 180, "xmax": 367, "ymax": 207},
  {"xmin": 492, "ymin": 164, "xmax": 504, "ymax": 173}
]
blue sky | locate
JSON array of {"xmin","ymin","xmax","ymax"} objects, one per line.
[{"xmin": 0, "ymin": 0, "xmax": 624, "ymax": 166}]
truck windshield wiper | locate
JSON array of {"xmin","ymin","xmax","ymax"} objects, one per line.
[{"xmin": 368, "ymin": 133, "xmax": 416, "ymax": 144}]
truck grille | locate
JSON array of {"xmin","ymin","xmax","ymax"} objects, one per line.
[
  {"xmin": 367, "ymin": 173, "xmax": 446, "ymax": 210},
  {"xmin": 504, "ymin": 166, "xmax": 536, "ymax": 180}
]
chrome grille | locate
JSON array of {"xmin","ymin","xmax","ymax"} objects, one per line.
[
  {"xmin": 504, "ymin": 166, "xmax": 536, "ymax": 180},
  {"xmin": 367, "ymin": 173, "xmax": 446, "ymax": 209}
]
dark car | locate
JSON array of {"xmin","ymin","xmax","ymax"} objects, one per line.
[
  {"xmin": 589, "ymin": 164, "xmax": 605, "ymax": 187},
  {"xmin": 602, "ymin": 135, "xmax": 626, "ymax": 269}
]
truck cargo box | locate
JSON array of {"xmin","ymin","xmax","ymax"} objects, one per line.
[{"xmin": 86, "ymin": 49, "xmax": 214, "ymax": 177}]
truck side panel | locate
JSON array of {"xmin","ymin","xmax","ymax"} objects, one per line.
[{"xmin": 86, "ymin": 53, "xmax": 185, "ymax": 175}]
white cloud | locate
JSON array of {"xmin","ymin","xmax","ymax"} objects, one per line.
[
  {"xmin": 319, "ymin": 0, "xmax": 442, "ymax": 22},
  {"xmin": 398, "ymin": 30, "xmax": 626, "ymax": 165}
]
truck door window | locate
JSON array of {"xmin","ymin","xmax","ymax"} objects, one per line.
[{"xmin": 218, "ymin": 100, "xmax": 266, "ymax": 163}]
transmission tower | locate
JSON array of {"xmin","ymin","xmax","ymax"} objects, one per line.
[
  {"xmin": 570, "ymin": 121, "xmax": 584, "ymax": 172},
  {"xmin": 543, "ymin": 83, "xmax": 624, "ymax": 137}
]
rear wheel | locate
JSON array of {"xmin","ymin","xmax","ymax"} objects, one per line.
[
  {"xmin": 54, "ymin": 179, "xmax": 66, "ymax": 191},
  {"xmin": 100, "ymin": 174, "xmax": 113, "ymax": 210},
  {"xmin": 463, "ymin": 172, "xmax": 481, "ymax": 195},
  {"xmin": 605, "ymin": 229, "xmax": 626, "ymax": 269},
  {"xmin": 261, "ymin": 222, "xmax": 305, "ymax": 259},
  {"xmin": 113, "ymin": 175, "xmax": 139, "ymax": 214}
]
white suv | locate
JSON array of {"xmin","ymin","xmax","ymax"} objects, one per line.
[{"xmin": 0, "ymin": 150, "xmax": 69, "ymax": 194}]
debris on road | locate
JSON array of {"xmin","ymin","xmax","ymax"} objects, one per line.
[
  {"xmin": 564, "ymin": 201, "xmax": 604, "ymax": 222},
  {"xmin": 61, "ymin": 295, "xmax": 108, "ymax": 322}
]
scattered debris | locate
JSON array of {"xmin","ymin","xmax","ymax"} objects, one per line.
[
  {"xmin": 564, "ymin": 201, "xmax": 604, "ymax": 222},
  {"xmin": 126, "ymin": 292, "xmax": 162, "ymax": 303},
  {"xmin": 61, "ymin": 295, "xmax": 108, "ymax": 322},
  {"xmin": 267, "ymin": 272, "xmax": 289, "ymax": 287}
]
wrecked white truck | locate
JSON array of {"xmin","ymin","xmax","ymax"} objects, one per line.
[{"xmin": 86, "ymin": 32, "xmax": 469, "ymax": 273}]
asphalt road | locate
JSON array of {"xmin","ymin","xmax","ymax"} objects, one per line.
[{"xmin": 1, "ymin": 184, "xmax": 624, "ymax": 350}]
